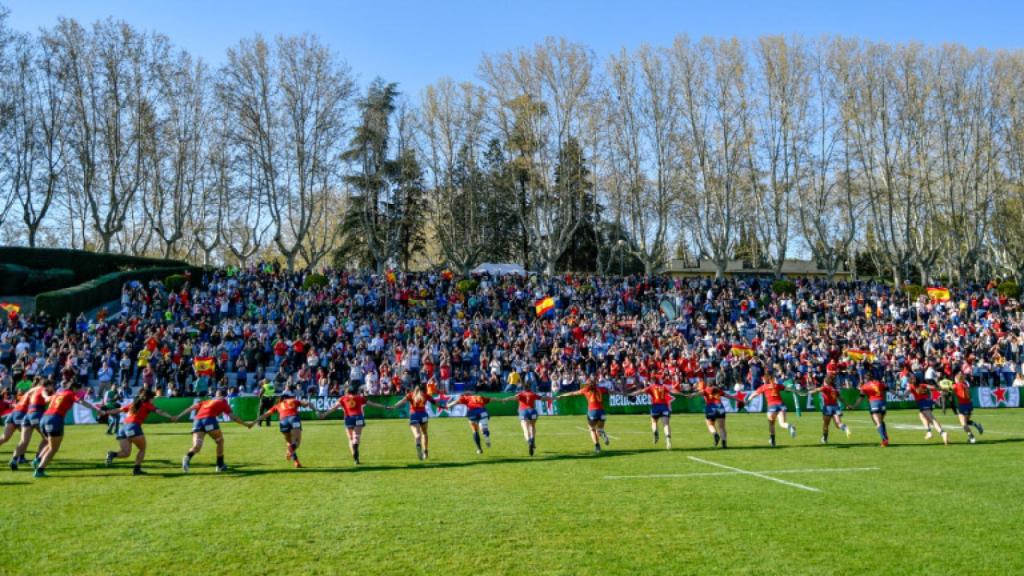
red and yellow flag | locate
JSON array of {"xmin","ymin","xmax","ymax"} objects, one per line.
[
  {"xmin": 192, "ymin": 356, "xmax": 215, "ymax": 375},
  {"xmin": 846, "ymin": 349, "xmax": 877, "ymax": 362},
  {"xmin": 0, "ymin": 302, "xmax": 20, "ymax": 316},
  {"xmin": 535, "ymin": 297, "xmax": 555, "ymax": 317},
  {"xmin": 730, "ymin": 344, "xmax": 755, "ymax": 358},
  {"xmin": 926, "ymin": 287, "xmax": 951, "ymax": 302}
]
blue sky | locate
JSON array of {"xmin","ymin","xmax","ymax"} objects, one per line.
[{"xmin": 5, "ymin": 0, "xmax": 1021, "ymax": 96}]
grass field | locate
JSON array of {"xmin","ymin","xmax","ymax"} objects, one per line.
[{"xmin": 2, "ymin": 409, "xmax": 1023, "ymax": 576}]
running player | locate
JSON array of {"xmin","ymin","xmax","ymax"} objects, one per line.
[
  {"xmin": 34, "ymin": 380, "xmax": 103, "ymax": 478},
  {"xmin": 9, "ymin": 378, "xmax": 50, "ymax": 470},
  {"xmin": 496, "ymin": 386, "xmax": 543, "ymax": 455},
  {"xmin": 849, "ymin": 377, "xmax": 889, "ymax": 447},
  {"xmin": 628, "ymin": 380, "xmax": 680, "ymax": 449},
  {"xmin": 256, "ymin": 385, "xmax": 314, "ymax": 468},
  {"xmin": 175, "ymin": 389, "xmax": 253, "ymax": 473},
  {"xmin": 451, "ymin": 389, "xmax": 493, "ymax": 454},
  {"xmin": 800, "ymin": 375, "xmax": 852, "ymax": 444},
  {"xmin": 952, "ymin": 373, "xmax": 984, "ymax": 444},
  {"xmin": 390, "ymin": 384, "xmax": 437, "ymax": 461},
  {"xmin": 683, "ymin": 380, "xmax": 741, "ymax": 449},
  {"xmin": 745, "ymin": 374, "xmax": 796, "ymax": 447},
  {"xmin": 556, "ymin": 378, "xmax": 610, "ymax": 454},
  {"xmin": 0, "ymin": 389, "xmax": 28, "ymax": 449},
  {"xmin": 906, "ymin": 375, "xmax": 949, "ymax": 445},
  {"xmin": 319, "ymin": 386, "xmax": 388, "ymax": 464},
  {"xmin": 103, "ymin": 389, "xmax": 179, "ymax": 475}
]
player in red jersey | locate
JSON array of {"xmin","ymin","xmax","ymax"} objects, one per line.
[
  {"xmin": 320, "ymin": 385, "xmax": 388, "ymax": 464},
  {"xmin": 496, "ymin": 386, "xmax": 544, "ymax": 455},
  {"xmin": 627, "ymin": 381, "xmax": 680, "ymax": 449},
  {"xmin": 33, "ymin": 380, "xmax": 102, "ymax": 478},
  {"xmin": 682, "ymin": 380, "xmax": 741, "ymax": 449},
  {"xmin": 9, "ymin": 378, "xmax": 50, "ymax": 470},
  {"xmin": 390, "ymin": 384, "xmax": 437, "ymax": 460},
  {"xmin": 745, "ymin": 374, "xmax": 796, "ymax": 447},
  {"xmin": 175, "ymin": 389, "xmax": 253, "ymax": 473},
  {"xmin": 1, "ymin": 389, "xmax": 27, "ymax": 449},
  {"xmin": 556, "ymin": 378, "xmax": 610, "ymax": 454},
  {"xmin": 798, "ymin": 375, "xmax": 852, "ymax": 445},
  {"xmin": 849, "ymin": 378, "xmax": 889, "ymax": 446},
  {"xmin": 451, "ymin": 389, "xmax": 493, "ymax": 454},
  {"xmin": 952, "ymin": 373, "xmax": 983, "ymax": 444},
  {"xmin": 256, "ymin": 385, "xmax": 315, "ymax": 468},
  {"xmin": 905, "ymin": 375, "xmax": 949, "ymax": 445},
  {"xmin": 102, "ymin": 388, "xmax": 178, "ymax": 475}
]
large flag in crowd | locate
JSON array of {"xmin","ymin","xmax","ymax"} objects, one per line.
[
  {"xmin": 927, "ymin": 286, "xmax": 952, "ymax": 302},
  {"xmin": 535, "ymin": 297, "xmax": 555, "ymax": 318}
]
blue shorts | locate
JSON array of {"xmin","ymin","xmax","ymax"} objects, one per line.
[
  {"xmin": 869, "ymin": 400, "xmax": 887, "ymax": 414},
  {"xmin": 192, "ymin": 417, "xmax": 221, "ymax": 433},
  {"xmin": 466, "ymin": 408, "xmax": 489, "ymax": 423},
  {"xmin": 344, "ymin": 415, "xmax": 366, "ymax": 429},
  {"xmin": 278, "ymin": 415, "xmax": 302, "ymax": 434},
  {"xmin": 40, "ymin": 414, "xmax": 64, "ymax": 437},
  {"xmin": 409, "ymin": 411, "xmax": 429, "ymax": 426},
  {"xmin": 650, "ymin": 405, "xmax": 672, "ymax": 419},
  {"xmin": 117, "ymin": 422, "xmax": 144, "ymax": 439},
  {"xmin": 822, "ymin": 405, "xmax": 841, "ymax": 417},
  {"xmin": 916, "ymin": 399, "xmax": 934, "ymax": 412},
  {"xmin": 4, "ymin": 410, "xmax": 25, "ymax": 427},
  {"xmin": 704, "ymin": 404, "xmax": 726, "ymax": 420},
  {"xmin": 23, "ymin": 410, "xmax": 44, "ymax": 428},
  {"xmin": 958, "ymin": 402, "xmax": 973, "ymax": 416},
  {"xmin": 518, "ymin": 409, "xmax": 538, "ymax": 421},
  {"xmin": 587, "ymin": 409, "xmax": 606, "ymax": 422},
  {"xmin": 767, "ymin": 403, "xmax": 786, "ymax": 414}
]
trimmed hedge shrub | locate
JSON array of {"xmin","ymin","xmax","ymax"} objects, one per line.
[
  {"xmin": 36, "ymin": 266, "xmax": 189, "ymax": 319},
  {"xmin": 997, "ymin": 281, "xmax": 1021, "ymax": 299},
  {"xmin": 0, "ymin": 246, "xmax": 188, "ymax": 283},
  {"xmin": 903, "ymin": 284, "xmax": 926, "ymax": 299},
  {"xmin": 302, "ymin": 273, "xmax": 328, "ymax": 290},
  {"xmin": 0, "ymin": 263, "xmax": 30, "ymax": 295},
  {"xmin": 21, "ymin": 268, "xmax": 76, "ymax": 294},
  {"xmin": 164, "ymin": 274, "xmax": 188, "ymax": 292},
  {"xmin": 771, "ymin": 279, "xmax": 797, "ymax": 295}
]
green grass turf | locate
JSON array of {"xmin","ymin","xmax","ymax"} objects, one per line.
[{"xmin": 2, "ymin": 409, "xmax": 1023, "ymax": 576}]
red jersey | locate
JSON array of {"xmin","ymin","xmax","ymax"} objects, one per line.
[
  {"xmin": 14, "ymin": 392, "xmax": 31, "ymax": 412},
  {"xmin": 335, "ymin": 394, "xmax": 368, "ymax": 417},
  {"xmin": 756, "ymin": 382, "xmax": 785, "ymax": 406},
  {"xmin": 907, "ymin": 382, "xmax": 930, "ymax": 402},
  {"xmin": 0, "ymin": 398, "xmax": 12, "ymax": 416},
  {"xmin": 515, "ymin": 391, "xmax": 540, "ymax": 410},
  {"xmin": 44, "ymin": 389, "xmax": 77, "ymax": 417},
  {"xmin": 581, "ymin": 385, "xmax": 608, "ymax": 411},
  {"xmin": 269, "ymin": 398, "xmax": 301, "ymax": 419},
  {"xmin": 953, "ymin": 381, "xmax": 971, "ymax": 403},
  {"xmin": 456, "ymin": 394, "xmax": 491, "ymax": 410},
  {"xmin": 122, "ymin": 401, "xmax": 157, "ymax": 425},
  {"xmin": 643, "ymin": 384, "xmax": 674, "ymax": 406},
  {"xmin": 26, "ymin": 387, "xmax": 48, "ymax": 413},
  {"xmin": 859, "ymin": 381, "xmax": 887, "ymax": 402},
  {"xmin": 405, "ymin": 393, "xmax": 433, "ymax": 413},
  {"xmin": 818, "ymin": 384, "xmax": 840, "ymax": 406},
  {"xmin": 701, "ymin": 385, "xmax": 725, "ymax": 406},
  {"xmin": 194, "ymin": 398, "xmax": 232, "ymax": 419}
]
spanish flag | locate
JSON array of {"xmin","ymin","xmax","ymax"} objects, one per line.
[
  {"xmin": 846, "ymin": 349, "xmax": 877, "ymax": 362},
  {"xmin": 0, "ymin": 302, "xmax": 20, "ymax": 316},
  {"xmin": 193, "ymin": 356, "xmax": 215, "ymax": 375},
  {"xmin": 535, "ymin": 297, "xmax": 555, "ymax": 318},
  {"xmin": 926, "ymin": 286, "xmax": 951, "ymax": 302},
  {"xmin": 730, "ymin": 344, "xmax": 755, "ymax": 358},
  {"xmin": 385, "ymin": 270, "xmax": 397, "ymax": 284}
]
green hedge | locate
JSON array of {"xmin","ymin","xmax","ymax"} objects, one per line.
[
  {"xmin": 302, "ymin": 273, "xmax": 328, "ymax": 290},
  {"xmin": 997, "ymin": 281, "xmax": 1020, "ymax": 299},
  {"xmin": 35, "ymin": 266, "xmax": 191, "ymax": 319},
  {"xmin": 0, "ymin": 246, "xmax": 188, "ymax": 284},
  {"xmin": 0, "ymin": 263, "xmax": 30, "ymax": 295},
  {"xmin": 771, "ymin": 279, "xmax": 797, "ymax": 295},
  {"xmin": 164, "ymin": 274, "xmax": 188, "ymax": 292},
  {"xmin": 903, "ymin": 283, "xmax": 926, "ymax": 299}
]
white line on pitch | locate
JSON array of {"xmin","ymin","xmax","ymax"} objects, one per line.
[
  {"xmin": 846, "ymin": 419, "xmax": 1014, "ymax": 435},
  {"xmin": 604, "ymin": 466, "xmax": 878, "ymax": 480},
  {"xmin": 575, "ymin": 426, "xmax": 620, "ymax": 440},
  {"xmin": 687, "ymin": 456, "xmax": 822, "ymax": 492}
]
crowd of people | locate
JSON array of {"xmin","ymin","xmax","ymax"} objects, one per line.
[{"xmin": 2, "ymin": 264, "xmax": 1021, "ymax": 476}]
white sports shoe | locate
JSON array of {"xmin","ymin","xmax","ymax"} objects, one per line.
[
  {"xmin": 181, "ymin": 455, "xmax": 190, "ymax": 473},
  {"xmin": 788, "ymin": 425, "xmax": 797, "ymax": 438}
]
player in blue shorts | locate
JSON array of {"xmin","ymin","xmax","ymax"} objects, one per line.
[
  {"xmin": 628, "ymin": 381, "xmax": 680, "ymax": 449},
  {"xmin": 257, "ymin": 386, "xmax": 314, "ymax": 468},
  {"xmin": 906, "ymin": 376, "xmax": 948, "ymax": 445},
  {"xmin": 1, "ymin": 389, "xmax": 28, "ymax": 449},
  {"xmin": 390, "ymin": 385, "xmax": 437, "ymax": 460},
  {"xmin": 952, "ymin": 374, "xmax": 983, "ymax": 444},
  {"xmin": 319, "ymin": 386, "xmax": 388, "ymax": 465},
  {"xmin": 496, "ymin": 387, "xmax": 545, "ymax": 455},
  {"xmin": 683, "ymin": 381, "xmax": 741, "ymax": 449}
]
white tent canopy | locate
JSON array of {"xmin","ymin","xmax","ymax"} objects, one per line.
[{"xmin": 470, "ymin": 262, "xmax": 527, "ymax": 276}]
